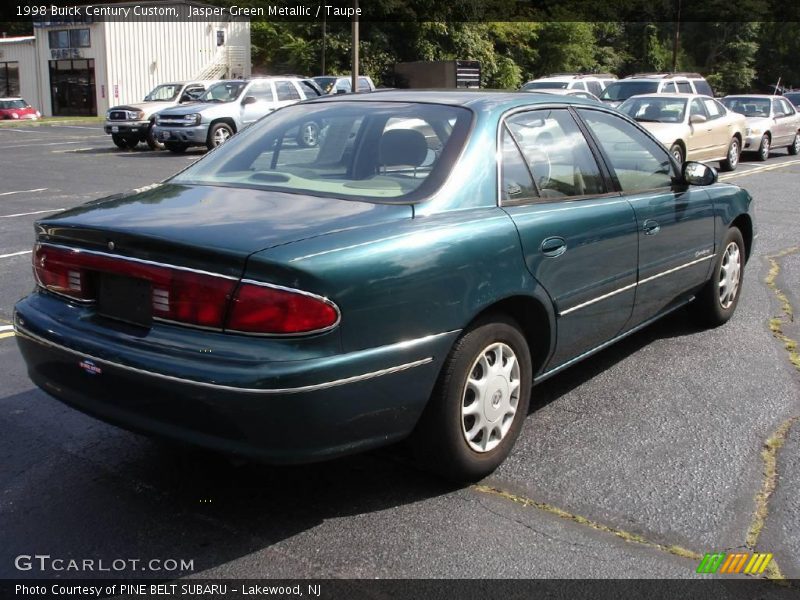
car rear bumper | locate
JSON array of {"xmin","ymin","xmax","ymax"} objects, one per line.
[
  {"xmin": 13, "ymin": 293, "xmax": 455, "ymax": 463},
  {"xmin": 104, "ymin": 120, "xmax": 149, "ymax": 136}
]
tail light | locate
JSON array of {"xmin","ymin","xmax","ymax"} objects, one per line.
[
  {"xmin": 227, "ymin": 281, "xmax": 340, "ymax": 335},
  {"xmin": 33, "ymin": 244, "xmax": 340, "ymax": 335}
]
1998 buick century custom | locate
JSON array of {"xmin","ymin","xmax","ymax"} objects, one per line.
[{"xmin": 14, "ymin": 91, "xmax": 754, "ymax": 480}]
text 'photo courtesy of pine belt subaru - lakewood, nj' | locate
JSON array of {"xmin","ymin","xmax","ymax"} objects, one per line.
[{"xmin": 14, "ymin": 91, "xmax": 755, "ymax": 481}]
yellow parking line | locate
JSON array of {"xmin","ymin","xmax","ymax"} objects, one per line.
[
  {"xmin": 720, "ymin": 158, "xmax": 800, "ymax": 180},
  {"xmin": 0, "ymin": 331, "xmax": 16, "ymax": 340}
]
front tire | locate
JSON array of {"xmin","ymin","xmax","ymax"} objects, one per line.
[
  {"xmin": 207, "ymin": 122, "xmax": 234, "ymax": 150},
  {"xmin": 788, "ymin": 132, "xmax": 800, "ymax": 155},
  {"xmin": 669, "ymin": 143, "xmax": 685, "ymax": 165},
  {"xmin": 719, "ymin": 137, "xmax": 740, "ymax": 171},
  {"xmin": 111, "ymin": 134, "xmax": 127, "ymax": 149},
  {"xmin": 756, "ymin": 134, "xmax": 770, "ymax": 161},
  {"xmin": 296, "ymin": 121, "xmax": 320, "ymax": 147},
  {"xmin": 164, "ymin": 142, "xmax": 188, "ymax": 154},
  {"xmin": 691, "ymin": 227, "xmax": 745, "ymax": 328},
  {"xmin": 410, "ymin": 316, "xmax": 532, "ymax": 481},
  {"xmin": 146, "ymin": 122, "xmax": 164, "ymax": 150}
]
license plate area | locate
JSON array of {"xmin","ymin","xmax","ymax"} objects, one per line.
[
  {"xmin": 111, "ymin": 126, "xmax": 119, "ymax": 132},
  {"xmin": 96, "ymin": 273, "xmax": 152, "ymax": 328}
]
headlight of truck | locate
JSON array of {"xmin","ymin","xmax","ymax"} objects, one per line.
[
  {"xmin": 184, "ymin": 113, "xmax": 202, "ymax": 125},
  {"xmin": 126, "ymin": 110, "xmax": 145, "ymax": 120}
]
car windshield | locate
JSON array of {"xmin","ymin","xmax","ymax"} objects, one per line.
[
  {"xmin": 522, "ymin": 81, "xmax": 568, "ymax": 90},
  {"xmin": 200, "ymin": 82, "xmax": 246, "ymax": 103},
  {"xmin": 599, "ymin": 81, "xmax": 660, "ymax": 101},
  {"xmin": 721, "ymin": 97, "xmax": 771, "ymax": 117},
  {"xmin": 170, "ymin": 101, "xmax": 473, "ymax": 202},
  {"xmin": 0, "ymin": 99, "xmax": 28, "ymax": 109},
  {"xmin": 313, "ymin": 77, "xmax": 338, "ymax": 93},
  {"xmin": 144, "ymin": 84, "xmax": 182, "ymax": 102},
  {"xmin": 618, "ymin": 97, "xmax": 687, "ymax": 123}
]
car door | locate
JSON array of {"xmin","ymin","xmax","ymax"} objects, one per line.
[
  {"xmin": 241, "ymin": 80, "xmax": 275, "ymax": 125},
  {"xmin": 700, "ymin": 97, "xmax": 730, "ymax": 158},
  {"xmin": 687, "ymin": 98, "xmax": 712, "ymax": 159},
  {"xmin": 499, "ymin": 108, "xmax": 639, "ymax": 369},
  {"xmin": 274, "ymin": 79, "xmax": 302, "ymax": 110},
  {"xmin": 577, "ymin": 108, "xmax": 715, "ymax": 329},
  {"xmin": 773, "ymin": 98, "xmax": 796, "ymax": 145}
]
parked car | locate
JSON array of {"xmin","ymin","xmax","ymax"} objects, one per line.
[
  {"xmin": 599, "ymin": 73, "xmax": 714, "ymax": 107},
  {"xmin": 618, "ymin": 93, "xmax": 746, "ymax": 169},
  {"xmin": 14, "ymin": 91, "xmax": 754, "ymax": 481},
  {"xmin": 783, "ymin": 91, "xmax": 800, "ymax": 108},
  {"xmin": 720, "ymin": 95, "xmax": 800, "ymax": 160},
  {"xmin": 526, "ymin": 88, "xmax": 602, "ymax": 103},
  {"xmin": 0, "ymin": 97, "xmax": 40, "ymax": 120},
  {"xmin": 313, "ymin": 75, "xmax": 376, "ymax": 94},
  {"xmin": 521, "ymin": 74, "xmax": 615, "ymax": 97},
  {"xmin": 104, "ymin": 81, "xmax": 214, "ymax": 150},
  {"xmin": 154, "ymin": 77, "xmax": 322, "ymax": 152}
]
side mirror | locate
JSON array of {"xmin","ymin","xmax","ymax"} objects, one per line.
[
  {"xmin": 241, "ymin": 96, "xmax": 257, "ymax": 105},
  {"xmin": 683, "ymin": 161, "xmax": 718, "ymax": 186},
  {"xmin": 689, "ymin": 114, "xmax": 707, "ymax": 124}
]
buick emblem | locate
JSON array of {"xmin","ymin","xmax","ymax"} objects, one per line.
[{"xmin": 107, "ymin": 241, "xmax": 115, "ymax": 251}]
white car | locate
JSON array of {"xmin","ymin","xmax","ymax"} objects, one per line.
[
  {"xmin": 521, "ymin": 74, "xmax": 615, "ymax": 98},
  {"xmin": 721, "ymin": 95, "xmax": 800, "ymax": 160}
]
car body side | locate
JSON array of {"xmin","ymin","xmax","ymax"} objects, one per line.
[{"xmin": 13, "ymin": 93, "xmax": 755, "ymax": 463}]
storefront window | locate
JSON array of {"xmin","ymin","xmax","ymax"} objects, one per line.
[
  {"xmin": 48, "ymin": 29, "xmax": 90, "ymax": 49},
  {"xmin": 0, "ymin": 62, "xmax": 20, "ymax": 97}
]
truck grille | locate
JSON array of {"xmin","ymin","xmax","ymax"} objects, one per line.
[
  {"xmin": 108, "ymin": 111, "xmax": 128, "ymax": 121},
  {"xmin": 157, "ymin": 117, "xmax": 194, "ymax": 127}
]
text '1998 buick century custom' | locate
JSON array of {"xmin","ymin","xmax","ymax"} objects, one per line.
[{"xmin": 14, "ymin": 91, "xmax": 755, "ymax": 481}]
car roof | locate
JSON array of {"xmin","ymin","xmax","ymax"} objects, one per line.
[
  {"xmin": 305, "ymin": 89, "xmax": 602, "ymax": 111},
  {"xmin": 623, "ymin": 93, "xmax": 702, "ymax": 99},
  {"xmin": 723, "ymin": 94, "xmax": 779, "ymax": 99}
]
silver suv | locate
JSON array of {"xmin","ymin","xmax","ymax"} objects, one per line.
[
  {"xmin": 104, "ymin": 81, "xmax": 213, "ymax": 150},
  {"xmin": 154, "ymin": 78, "xmax": 322, "ymax": 153},
  {"xmin": 599, "ymin": 73, "xmax": 714, "ymax": 107}
]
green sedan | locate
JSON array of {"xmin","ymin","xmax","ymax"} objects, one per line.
[{"xmin": 14, "ymin": 91, "xmax": 754, "ymax": 481}]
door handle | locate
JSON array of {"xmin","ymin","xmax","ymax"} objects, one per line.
[
  {"xmin": 643, "ymin": 220, "xmax": 660, "ymax": 235},
  {"xmin": 541, "ymin": 236, "xmax": 567, "ymax": 257}
]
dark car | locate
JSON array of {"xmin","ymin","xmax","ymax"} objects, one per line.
[
  {"xmin": 783, "ymin": 91, "xmax": 800, "ymax": 109},
  {"xmin": 14, "ymin": 91, "xmax": 754, "ymax": 481}
]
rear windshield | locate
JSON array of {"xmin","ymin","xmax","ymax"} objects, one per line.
[
  {"xmin": 693, "ymin": 80, "xmax": 714, "ymax": 97},
  {"xmin": 599, "ymin": 81, "xmax": 660, "ymax": 101},
  {"xmin": 721, "ymin": 97, "xmax": 770, "ymax": 117},
  {"xmin": 523, "ymin": 81, "xmax": 568, "ymax": 90},
  {"xmin": 170, "ymin": 101, "xmax": 473, "ymax": 203},
  {"xmin": 0, "ymin": 99, "xmax": 28, "ymax": 109}
]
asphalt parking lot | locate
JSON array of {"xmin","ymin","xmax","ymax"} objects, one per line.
[{"xmin": 1, "ymin": 124, "xmax": 799, "ymax": 581}]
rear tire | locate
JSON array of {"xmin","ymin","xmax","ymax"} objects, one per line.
[
  {"xmin": 164, "ymin": 142, "xmax": 188, "ymax": 154},
  {"xmin": 410, "ymin": 316, "xmax": 532, "ymax": 482},
  {"xmin": 691, "ymin": 227, "xmax": 745, "ymax": 328},
  {"xmin": 756, "ymin": 134, "xmax": 770, "ymax": 161},
  {"xmin": 719, "ymin": 137, "xmax": 740, "ymax": 171},
  {"xmin": 788, "ymin": 132, "xmax": 800, "ymax": 155},
  {"xmin": 111, "ymin": 134, "xmax": 127, "ymax": 149}
]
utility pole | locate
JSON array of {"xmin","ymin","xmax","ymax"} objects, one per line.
[
  {"xmin": 671, "ymin": 0, "xmax": 681, "ymax": 73},
  {"xmin": 321, "ymin": 11, "xmax": 326, "ymax": 75},
  {"xmin": 351, "ymin": 0, "xmax": 359, "ymax": 92}
]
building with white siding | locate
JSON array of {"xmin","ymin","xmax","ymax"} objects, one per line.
[{"xmin": 0, "ymin": 1, "xmax": 250, "ymax": 117}]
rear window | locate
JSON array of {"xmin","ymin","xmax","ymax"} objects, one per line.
[
  {"xmin": 0, "ymin": 99, "xmax": 28, "ymax": 109},
  {"xmin": 599, "ymin": 81, "xmax": 659, "ymax": 101},
  {"xmin": 783, "ymin": 92, "xmax": 800, "ymax": 106},
  {"xmin": 170, "ymin": 101, "xmax": 473, "ymax": 203},
  {"xmin": 721, "ymin": 97, "xmax": 771, "ymax": 117},
  {"xmin": 693, "ymin": 80, "xmax": 714, "ymax": 97}
]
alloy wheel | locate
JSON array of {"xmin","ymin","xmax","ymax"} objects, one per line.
[
  {"xmin": 213, "ymin": 127, "xmax": 231, "ymax": 146},
  {"xmin": 718, "ymin": 241, "xmax": 741, "ymax": 309},
  {"xmin": 760, "ymin": 136, "xmax": 770, "ymax": 161},
  {"xmin": 728, "ymin": 139, "xmax": 739, "ymax": 168},
  {"xmin": 461, "ymin": 342, "xmax": 521, "ymax": 453}
]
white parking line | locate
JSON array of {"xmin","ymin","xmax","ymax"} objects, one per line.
[
  {"xmin": 0, "ymin": 128, "xmax": 39, "ymax": 133},
  {"xmin": 0, "ymin": 250, "xmax": 32, "ymax": 259},
  {"xmin": 720, "ymin": 158, "xmax": 800, "ymax": 180},
  {"xmin": 0, "ymin": 325, "xmax": 14, "ymax": 332},
  {"xmin": 0, "ymin": 208, "xmax": 64, "ymax": 218},
  {"xmin": 3, "ymin": 141, "xmax": 87, "ymax": 149},
  {"xmin": 53, "ymin": 125, "xmax": 102, "ymax": 130},
  {"xmin": 52, "ymin": 147, "xmax": 95, "ymax": 153},
  {"xmin": 0, "ymin": 188, "xmax": 48, "ymax": 197}
]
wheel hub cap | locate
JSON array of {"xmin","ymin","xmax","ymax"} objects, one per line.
[
  {"xmin": 461, "ymin": 342, "xmax": 521, "ymax": 453},
  {"xmin": 718, "ymin": 241, "xmax": 741, "ymax": 309}
]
